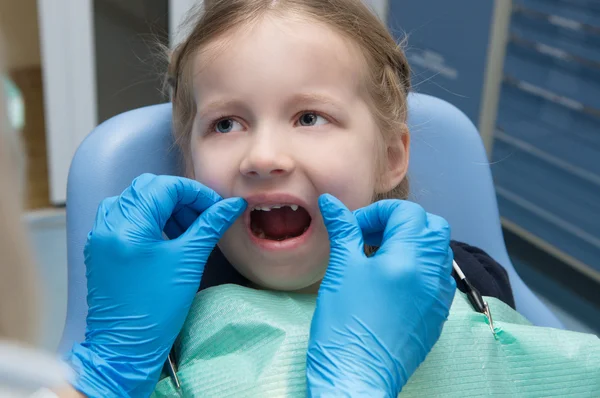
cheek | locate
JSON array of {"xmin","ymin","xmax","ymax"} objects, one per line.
[
  {"xmin": 191, "ymin": 140, "xmax": 236, "ymax": 197},
  {"xmin": 320, "ymin": 166, "xmax": 375, "ymax": 210},
  {"xmin": 305, "ymin": 136, "xmax": 378, "ymax": 211}
]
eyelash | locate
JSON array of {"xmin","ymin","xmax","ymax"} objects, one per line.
[
  {"xmin": 206, "ymin": 115, "xmax": 238, "ymax": 134},
  {"xmin": 206, "ymin": 111, "xmax": 333, "ymax": 134},
  {"xmin": 293, "ymin": 111, "xmax": 332, "ymax": 127}
]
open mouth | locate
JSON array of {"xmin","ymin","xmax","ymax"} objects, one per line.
[{"xmin": 250, "ymin": 204, "xmax": 312, "ymax": 241}]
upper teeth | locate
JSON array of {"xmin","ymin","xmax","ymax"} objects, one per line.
[{"xmin": 252, "ymin": 204, "xmax": 299, "ymax": 211}]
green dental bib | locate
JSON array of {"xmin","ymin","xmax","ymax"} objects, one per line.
[{"xmin": 152, "ymin": 285, "xmax": 600, "ymax": 397}]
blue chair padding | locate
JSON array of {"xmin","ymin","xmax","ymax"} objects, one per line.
[{"xmin": 59, "ymin": 93, "xmax": 563, "ymax": 354}]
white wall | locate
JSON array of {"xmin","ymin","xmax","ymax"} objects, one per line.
[
  {"xmin": 37, "ymin": 0, "xmax": 97, "ymax": 205},
  {"xmin": 24, "ymin": 210, "xmax": 67, "ymax": 352},
  {"xmin": 169, "ymin": 0, "xmax": 199, "ymax": 44}
]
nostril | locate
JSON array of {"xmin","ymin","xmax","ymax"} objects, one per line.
[{"xmin": 241, "ymin": 162, "xmax": 293, "ymax": 178}]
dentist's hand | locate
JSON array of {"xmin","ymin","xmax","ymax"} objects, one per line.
[
  {"xmin": 306, "ymin": 195, "xmax": 456, "ymax": 397},
  {"xmin": 64, "ymin": 174, "xmax": 246, "ymax": 397}
]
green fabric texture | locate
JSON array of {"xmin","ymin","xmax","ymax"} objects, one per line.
[{"xmin": 152, "ymin": 284, "xmax": 600, "ymax": 397}]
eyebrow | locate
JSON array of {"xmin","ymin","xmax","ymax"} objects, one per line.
[
  {"xmin": 285, "ymin": 93, "xmax": 345, "ymax": 110},
  {"xmin": 197, "ymin": 99, "xmax": 246, "ymax": 120},
  {"xmin": 197, "ymin": 93, "xmax": 347, "ymax": 120}
]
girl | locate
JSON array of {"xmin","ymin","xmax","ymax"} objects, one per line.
[
  {"xmin": 167, "ymin": 0, "xmax": 514, "ymax": 303},
  {"xmin": 151, "ymin": 0, "xmax": 513, "ymax": 394}
]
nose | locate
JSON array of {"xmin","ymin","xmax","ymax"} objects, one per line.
[{"xmin": 240, "ymin": 134, "xmax": 295, "ymax": 179}]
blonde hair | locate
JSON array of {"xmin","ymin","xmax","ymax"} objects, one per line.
[
  {"xmin": 167, "ymin": 0, "xmax": 411, "ymax": 201},
  {"xmin": 0, "ymin": 36, "xmax": 39, "ymax": 345}
]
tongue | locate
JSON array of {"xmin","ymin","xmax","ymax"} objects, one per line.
[{"xmin": 253, "ymin": 207, "xmax": 311, "ymax": 239}]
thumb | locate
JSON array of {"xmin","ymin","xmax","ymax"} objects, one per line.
[
  {"xmin": 318, "ymin": 194, "xmax": 364, "ymax": 254},
  {"xmin": 180, "ymin": 197, "xmax": 247, "ymax": 248},
  {"xmin": 353, "ymin": 200, "xmax": 401, "ymax": 247}
]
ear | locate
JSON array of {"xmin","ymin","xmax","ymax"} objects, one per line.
[{"xmin": 375, "ymin": 127, "xmax": 410, "ymax": 194}]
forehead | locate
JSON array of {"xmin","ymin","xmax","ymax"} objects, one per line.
[{"xmin": 191, "ymin": 14, "xmax": 368, "ymax": 102}]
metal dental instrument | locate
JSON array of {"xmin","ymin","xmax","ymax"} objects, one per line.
[
  {"xmin": 165, "ymin": 352, "xmax": 181, "ymax": 389},
  {"xmin": 452, "ymin": 260, "xmax": 496, "ymax": 336}
]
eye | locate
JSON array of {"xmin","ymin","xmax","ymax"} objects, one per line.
[
  {"xmin": 297, "ymin": 112, "xmax": 328, "ymax": 127},
  {"xmin": 214, "ymin": 118, "xmax": 243, "ymax": 134}
]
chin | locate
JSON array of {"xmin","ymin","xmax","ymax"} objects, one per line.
[
  {"xmin": 253, "ymin": 274, "xmax": 322, "ymax": 293},
  {"xmin": 218, "ymin": 241, "xmax": 326, "ymax": 294},
  {"xmin": 228, "ymin": 258, "xmax": 324, "ymax": 293}
]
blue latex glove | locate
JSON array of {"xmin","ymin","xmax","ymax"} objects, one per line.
[
  {"xmin": 64, "ymin": 174, "xmax": 246, "ymax": 397},
  {"xmin": 306, "ymin": 195, "xmax": 456, "ymax": 397}
]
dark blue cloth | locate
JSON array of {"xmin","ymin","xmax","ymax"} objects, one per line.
[{"xmin": 450, "ymin": 241, "xmax": 515, "ymax": 309}]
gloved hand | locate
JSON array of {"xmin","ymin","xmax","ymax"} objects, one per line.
[
  {"xmin": 306, "ymin": 195, "xmax": 456, "ymax": 397},
  {"xmin": 64, "ymin": 174, "xmax": 246, "ymax": 397}
]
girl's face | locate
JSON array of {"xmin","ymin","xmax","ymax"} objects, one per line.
[{"xmin": 190, "ymin": 14, "xmax": 408, "ymax": 292}]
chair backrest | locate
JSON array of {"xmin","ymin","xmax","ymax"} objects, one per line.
[{"xmin": 59, "ymin": 93, "xmax": 563, "ymax": 354}]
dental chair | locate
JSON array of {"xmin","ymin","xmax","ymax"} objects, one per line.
[{"xmin": 58, "ymin": 93, "xmax": 564, "ymax": 354}]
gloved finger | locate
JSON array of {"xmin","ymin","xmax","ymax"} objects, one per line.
[
  {"xmin": 436, "ymin": 246, "xmax": 457, "ymax": 314},
  {"xmin": 318, "ymin": 194, "xmax": 366, "ymax": 293},
  {"xmin": 425, "ymin": 213, "xmax": 451, "ymax": 241},
  {"xmin": 352, "ymin": 200, "xmax": 396, "ymax": 246},
  {"xmin": 130, "ymin": 173, "xmax": 156, "ymax": 191},
  {"xmin": 180, "ymin": 197, "xmax": 247, "ymax": 246},
  {"xmin": 121, "ymin": 174, "xmax": 222, "ymax": 232},
  {"xmin": 378, "ymin": 202, "xmax": 429, "ymax": 255},
  {"xmin": 423, "ymin": 213, "xmax": 453, "ymax": 273},
  {"xmin": 318, "ymin": 194, "xmax": 365, "ymax": 255},
  {"xmin": 164, "ymin": 205, "xmax": 201, "ymax": 239},
  {"xmin": 163, "ymin": 217, "xmax": 183, "ymax": 240},
  {"xmin": 154, "ymin": 176, "xmax": 222, "ymax": 230},
  {"xmin": 360, "ymin": 231, "xmax": 381, "ymax": 247},
  {"xmin": 85, "ymin": 196, "xmax": 119, "ymax": 259},
  {"xmin": 89, "ymin": 196, "xmax": 119, "ymax": 240},
  {"xmin": 354, "ymin": 200, "xmax": 428, "ymax": 251},
  {"xmin": 93, "ymin": 196, "xmax": 119, "ymax": 227},
  {"xmin": 445, "ymin": 246, "xmax": 456, "ymax": 279}
]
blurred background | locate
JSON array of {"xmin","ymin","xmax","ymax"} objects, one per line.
[{"xmin": 0, "ymin": 0, "xmax": 598, "ymax": 352}]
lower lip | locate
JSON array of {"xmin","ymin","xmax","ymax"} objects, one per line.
[{"xmin": 246, "ymin": 218, "xmax": 314, "ymax": 251}]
